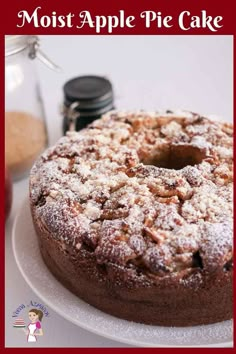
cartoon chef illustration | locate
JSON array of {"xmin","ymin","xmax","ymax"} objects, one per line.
[{"xmin": 24, "ymin": 308, "xmax": 44, "ymax": 342}]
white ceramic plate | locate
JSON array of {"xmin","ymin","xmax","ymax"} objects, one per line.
[{"xmin": 12, "ymin": 199, "xmax": 233, "ymax": 347}]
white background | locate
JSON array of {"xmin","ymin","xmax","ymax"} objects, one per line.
[{"xmin": 5, "ymin": 35, "xmax": 233, "ymax": 347}]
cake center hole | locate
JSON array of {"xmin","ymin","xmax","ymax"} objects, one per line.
[{"xmin": 143, "ymin": 144, "xmax": 206, "ymax": 170}]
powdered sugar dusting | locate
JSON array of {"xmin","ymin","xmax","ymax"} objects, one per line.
[{"xmin": 30, "ymin": 110, "xmax": 233, "ymax": 287}]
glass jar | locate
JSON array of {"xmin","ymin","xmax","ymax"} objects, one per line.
[
  {"xmin": 5, "ymin": 35, "xmax": 49, "ymax": 181},
  {"xmin": 62, "ymin": 75, "xmax": 114, "ymax": 134}
]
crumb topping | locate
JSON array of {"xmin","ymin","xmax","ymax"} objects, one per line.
[{"xmin": 30, "ymin": 110, "xmax": 233, "ymax": 285}]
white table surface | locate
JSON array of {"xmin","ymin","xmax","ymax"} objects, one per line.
[{"xmin": 5, "ymin": 35, "xmax": 233, "ymax": 347}]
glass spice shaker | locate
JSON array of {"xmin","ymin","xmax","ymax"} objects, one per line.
[
  {"xmin": 62, "ymin": 75, "xmax": 114, "ymax": 133},
  {"xmin": 5, "ymin": 35, "xmax": 59, "ymax": 181}
]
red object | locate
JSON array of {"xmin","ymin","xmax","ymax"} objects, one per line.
[{"xmin": 5, "ymin": 166, "xmax": 12, "ymax": 221}]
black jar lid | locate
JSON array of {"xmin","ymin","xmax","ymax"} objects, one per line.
[{"xmin": 63, "ymin": 75, "xmax": 113, "ymax": 111}]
